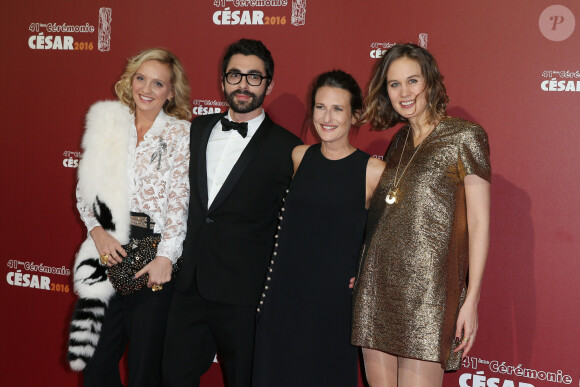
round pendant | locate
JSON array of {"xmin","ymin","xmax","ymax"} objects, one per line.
[{"xmin": 385, "ymin": 189, "xmax": 398, "ymax": 204}]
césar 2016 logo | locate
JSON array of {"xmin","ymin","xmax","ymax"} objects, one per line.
[
  {"xmin": 6, "ymin": 260, "xmax": 72, "ymax": 293},
  {"xmin": 211, "ymin": 0, "xmax": 294, "ymax": 26},
  {"xmin": 28, "ymin": 23, "xmax": 93, "ymax": 50},
  {"xmin": 27, "ymin": 8, "xmax": 111, "ymax": 52}
]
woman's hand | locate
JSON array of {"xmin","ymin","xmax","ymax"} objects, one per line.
[
  {"xmin": 135, "ymin": 256, "xmax": 172, "ymax": 288},
  {"xmin": 90, "ymin": 226, "xmax": 127, "ymax": 266},
  {"xmin": 453, "ymin": 299, "xmax": 478, "ymax": 358}
]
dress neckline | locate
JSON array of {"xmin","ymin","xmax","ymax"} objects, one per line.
[
  {"xmin": 409, "ymin": 120, "xmax": 442, "ymax": 150},
  {"xmin": 317, "ymin": 143, "xmax": 360, "ymax": 162}
]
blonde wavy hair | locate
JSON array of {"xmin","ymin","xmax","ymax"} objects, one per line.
[
  {"xmin": 114, "ymin": 48, "xmax": 192, "ymax": 121},
  {"xmin": 362, "ymin": 43, "xmax": 449, "ymax": 130}
]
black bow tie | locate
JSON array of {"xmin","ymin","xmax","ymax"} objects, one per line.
[{"xmin": 221, "ymin": 117, "xmax": 248, "ymax": 138}]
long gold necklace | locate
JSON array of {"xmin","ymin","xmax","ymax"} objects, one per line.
[{"xmin": 385, "ymin": 125, "xmax": 430, "ymax": 205}]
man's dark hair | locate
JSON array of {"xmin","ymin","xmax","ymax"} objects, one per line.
[{"xmin": 221, "ymin": 39, "xmax": 274, "ymax": 81}]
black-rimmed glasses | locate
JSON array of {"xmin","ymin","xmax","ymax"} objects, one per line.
[{"xmin": 224, "ymin": 72, "xmax": 270, "ymax": 86}]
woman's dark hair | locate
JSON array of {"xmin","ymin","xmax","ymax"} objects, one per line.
[
  {"xmin": 310, "ymin": 70, "xmax": 363, "ymax": 123},
  {"xmin": 221, "ymin": 39, "xmax": 274, "ymax": 82},
  {"xmin": 362, "ymin": 43, "xmax": 449, "ymax": 130}
]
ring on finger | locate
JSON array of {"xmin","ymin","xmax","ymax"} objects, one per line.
[
  {"xmin": 99, "ymin": 254, "xmax": 110, "ymax": 265},
  {"xmin": 462, "ymin": 337, "xmax": 470, "ymax": 342},
  {"xmin": 152, "ymin": 284, "xmax": 163, "ymax": 292}
]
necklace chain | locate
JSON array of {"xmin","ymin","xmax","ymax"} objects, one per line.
[{"xmin": 385, "ymin": 125, "xmax": 433, "ymax": 204}]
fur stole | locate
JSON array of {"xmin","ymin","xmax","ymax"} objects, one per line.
[{"xmin": 67, "ymin": 101, "xmax": 133, "ymax": 371}]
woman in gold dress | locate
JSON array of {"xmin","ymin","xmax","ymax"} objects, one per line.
[{"xmin": 352, "ymin": 43, "xmax": 491, "ymax": 386}]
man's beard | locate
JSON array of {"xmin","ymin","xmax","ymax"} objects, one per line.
[{"xmin": 225, "ymin": 89, "xmax": 266, "ymax": 114}]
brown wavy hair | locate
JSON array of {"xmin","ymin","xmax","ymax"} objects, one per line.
[
  {"xmin": 362, "ymin": 43, "xmax": 448, "ymax": 130},
  {"xmin": 114, "ymin": 48, "xmax": 192, "ymax": 121}
]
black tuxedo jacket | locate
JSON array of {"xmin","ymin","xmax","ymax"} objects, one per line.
[{"xmin": 176, "ymin": 112, "xmax": 302, "ymax": 306}]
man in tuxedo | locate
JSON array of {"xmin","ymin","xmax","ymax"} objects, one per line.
[{"xmin": 162, "ymin": 39, "xmax": 302, "ymax": 387}]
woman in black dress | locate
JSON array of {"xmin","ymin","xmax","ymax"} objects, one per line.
[{"xmin": 252, "ymin": 70, "xmax": 385, "ymax": 387}]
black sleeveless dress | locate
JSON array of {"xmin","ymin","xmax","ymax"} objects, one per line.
[{"xmin": 253, "ymin": 144, "xmax": 370, "ymax": 387}]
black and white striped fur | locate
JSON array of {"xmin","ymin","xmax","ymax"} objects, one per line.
[{"xmin": 66, "ymin": 101, "xmax": 132, "ymax": 371}]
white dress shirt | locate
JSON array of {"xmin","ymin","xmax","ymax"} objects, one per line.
[{"xmin": 206, "ymin": 110, "xmax": 265, "ymax": 206}]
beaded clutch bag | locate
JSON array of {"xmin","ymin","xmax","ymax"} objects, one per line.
[{"xmin": 107, "ymin": 235, "xmax": 182, "ymax": 295}]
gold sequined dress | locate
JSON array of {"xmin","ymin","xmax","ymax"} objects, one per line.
[{"xmin": 351, "ymin": 117, "xmax": 491, "ymax": 370}]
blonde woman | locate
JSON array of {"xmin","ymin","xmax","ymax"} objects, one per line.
[{"xmin": 67, "ymin": 48, "xmax": 191, "ymax": 387}]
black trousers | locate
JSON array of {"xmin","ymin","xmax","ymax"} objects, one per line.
[
  {"xmin": 83, "ymin": 223, "xmax": 173, "ymax": 387},
  {"xmin": 162, "ymin": 284, "xmax": 257, "ymax": 387},
  {"xmin": 83, "ymin": 282, "xmax": 174, "ymax": 387}
]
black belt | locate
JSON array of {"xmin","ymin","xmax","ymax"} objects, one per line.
[{"xmin": 129, "ymin": 212, "xmax": 155, "ymax": 230}]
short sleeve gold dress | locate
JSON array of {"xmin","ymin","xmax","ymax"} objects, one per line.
[{"xmin": 351, "ymin": 117, "xmax": 491, "ymax": 370}]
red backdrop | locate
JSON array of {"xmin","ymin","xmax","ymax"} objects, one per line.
[{"xmin": 1, "ymin": 1, "xmax": 579, "ymax": 386}]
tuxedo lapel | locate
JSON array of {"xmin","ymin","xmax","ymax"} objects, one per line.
[
  {"xmin": 208, "ymin": 115, "xmax": 273, "ymax": 213},
  {"xmin": 195, "ymin": 113, "xmax": 225, "ymax": 212}
]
